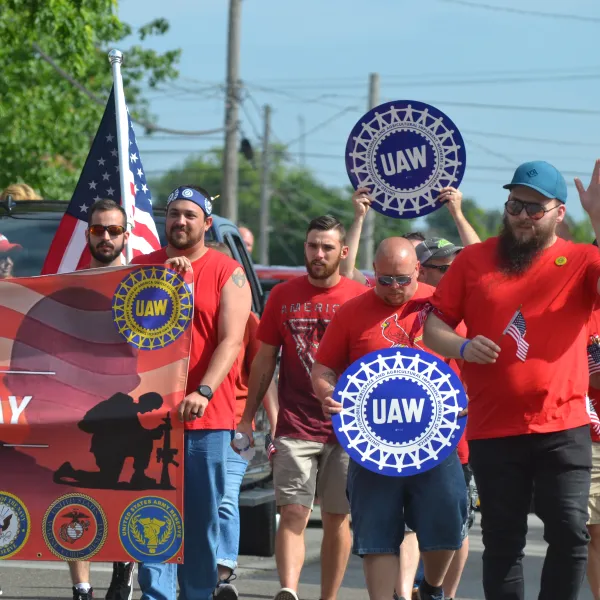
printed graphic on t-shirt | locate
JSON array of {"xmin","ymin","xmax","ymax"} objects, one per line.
[
  {"xmin": 286, "ymin": 317, "xmax": 331, "ymax": 374},
  {"xmin": 381, "ymin": 314, "xmax": 423, "ymax": 348}
]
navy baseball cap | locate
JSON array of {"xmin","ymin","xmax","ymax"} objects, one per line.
[
  {"xmin": 167, "ymin": 186, "xmax": 213, "ymax": 216},
  {"xmin": 503, "ymin": 161, "xmax": 567, "ymax": 203}
]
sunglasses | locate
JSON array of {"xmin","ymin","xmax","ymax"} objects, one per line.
[
  {"xmin": 88, "ymin": 224, "xmax": 126, "ymax": 236},
  {"xmin": 505, "ymin": 199, "xmax": 560, "ymax": 221},
  {"xmin": 377, "ymin": 275, "xmax": 412, "ymax": 287},
  {"xmin": 422, "ymin": 264, "xmax": 451, "ymax": 273}
]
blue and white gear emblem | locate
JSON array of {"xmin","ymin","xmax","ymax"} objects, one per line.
[
  {"xmin": 332, "ymin": 348, "xmax": 467, "ymax": 476},
  {"xmin": 345, "ymin": 100, "xmax": 466, "ymax": 219}
]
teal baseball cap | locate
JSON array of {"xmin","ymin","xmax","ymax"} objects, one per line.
[{"xmin": 503, "ymin": 161, "xmax": 567, "ymax": 203}]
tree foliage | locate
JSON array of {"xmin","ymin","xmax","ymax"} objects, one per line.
[{"xmin": 0, "ymin": 0, "xmax": 180, "ymax": 200}]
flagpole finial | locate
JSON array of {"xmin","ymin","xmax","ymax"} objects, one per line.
[{"xmin": 108, "ymin": 49, "xmax": 123, "ymax": 65}]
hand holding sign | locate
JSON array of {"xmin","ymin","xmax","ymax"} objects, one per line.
[{"xmin": 345, "ymin": 100, "xmax": 467, "ymax": 220}]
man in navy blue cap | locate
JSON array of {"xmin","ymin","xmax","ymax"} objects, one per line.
[{"xmin": 424, "ymin": 159, "xmax": 600, "ymax": 600}]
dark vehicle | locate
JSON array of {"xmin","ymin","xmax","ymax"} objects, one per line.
[{"xmin": 0, "ymin": 198, "xmax": 277, "ymax": 557}]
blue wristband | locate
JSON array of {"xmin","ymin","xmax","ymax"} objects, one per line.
[{"xmin": 459, "ymin": 339, "xmax": 470, "ymax": 359}]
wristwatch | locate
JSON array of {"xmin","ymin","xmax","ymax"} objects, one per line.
[{"xmin": 197, "ymin": 384, "xmax": 213, "ymax": 401}]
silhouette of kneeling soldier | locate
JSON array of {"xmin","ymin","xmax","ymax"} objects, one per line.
[{"xmin": 54, "ymin": 392, "xmax": 178, "ymax": 490}]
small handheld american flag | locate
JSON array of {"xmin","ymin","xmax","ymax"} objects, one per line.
[
  {"xmin": 265, "ymin": 433, "xmax": 277, "ymax": 461},
  {"xmin": 587, "ymin": 396, "xmax": 600, "ymax": 437},
  {"xmin": 588, "ymin": 335, "xmax": 600, "ymax": 376},
  {"xmin": 503, "ymin": 308, "xmax": 529, "ymax": 362},
  {"xmin": 42, "ymin": 86, "xmax": 160, "ymax": 275}
]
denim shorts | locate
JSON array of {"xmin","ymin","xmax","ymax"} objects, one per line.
[{"xmin": 348, "ymin": 451, "xmax": 468, "ymax": 556}]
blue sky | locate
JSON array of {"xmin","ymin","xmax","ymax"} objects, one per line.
[{"xmin": 119, "ymin": 0, "xmax": 600, "ymax": 222}]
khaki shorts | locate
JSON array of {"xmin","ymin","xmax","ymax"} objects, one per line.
[
  {"xmin": 589, "ymin": 444, "xmax": 600, "ymax": 525},
  {"xmin": 273, "ymin": 437, "xmax": 350, "ymax": 514}
]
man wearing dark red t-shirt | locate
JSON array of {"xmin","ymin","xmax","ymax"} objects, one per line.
[
  {"xmin": 237, "ymin": 216, "xmax": 366, "ymax": 600},
  {"xmin": 134, "ymin": 186, "xmax": 251, "ymax": 600},
  {"xmin": 312, "ymin": 237, "xmax": 468, "ymax": 600},
  {"xmin": 423, "ymin": 160, "xmax": 600, "ymax": 600}
]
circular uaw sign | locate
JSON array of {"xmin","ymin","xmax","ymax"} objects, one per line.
[
  {"xmin": 345, "ymin": 100, "xmax": 466, "ymax": 219},
  {"xmin": 331, "ymin": 348, "xmax": 467, "ymax": 476}
]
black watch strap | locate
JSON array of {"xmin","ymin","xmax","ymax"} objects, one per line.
[{"xmin": 197, "ymin": 384, "xmax": 213, "ymax": 400}]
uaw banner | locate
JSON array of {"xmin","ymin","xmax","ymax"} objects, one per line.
[
  {"xmin": 345, "ymin": 100, "xmax": 467, "ymax": 219},
  {"xmin": 0, "ymin": 265, "xmax": 193, "ymax": 563},
  {"xmin": 332, "ymin": 348, "xmax": 467, "ymax": 476}
]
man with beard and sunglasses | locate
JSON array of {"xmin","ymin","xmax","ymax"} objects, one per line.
[
  {"xmin": 423, "ymin": 160, "xmax": 600, "ymax": 600},
  {"xmin": 236, "ymin": 216, "xmax": 366, "ymax": 600},
  {"xmin": 133, "ymin": 185, "xmax": 251, "ymax": 600},
  {"xmin": 66, "ymin": 199, "xmax": 137, "ymax": 600},
  {"xmin": 312, "ymin": 237, "xmax": 468, "ymax": 600}
]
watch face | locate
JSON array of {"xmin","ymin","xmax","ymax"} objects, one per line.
[{"xmin": 199, "ymin": 385, "xmax": 212, "ymax": 399}]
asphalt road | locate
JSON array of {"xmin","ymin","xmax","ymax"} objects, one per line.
[{"xmin": 0, "ymin": 512, "xmax": 595, "ymax": 599}]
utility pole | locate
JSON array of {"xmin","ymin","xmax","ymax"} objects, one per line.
[
  {"xmin": 360, "ymin": 72, "xmax": 380, "ymax": 270},
  {"xmin": 259, "ymin": 104, "xmax": 271, "ymax": 265},
  {"xmin": 222, "ymin": 0, "xmax": 242, "ymax": 223},
  {"xmin": 298, "ymin": 115, "xmax": 306, "ymax": 167}
]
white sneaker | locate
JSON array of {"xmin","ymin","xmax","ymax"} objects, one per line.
[{"xmin": 273, "ymin": 589, "xmax": 299, "ymax": 600}]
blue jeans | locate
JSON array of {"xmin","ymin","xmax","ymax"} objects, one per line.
[
  {"xmin": 216, "ymin": 445, "xmax": 248, "ymax": 571},
  {"xmin": 138, "ymin": 430, "xmax": 231, "ymax": 600}
]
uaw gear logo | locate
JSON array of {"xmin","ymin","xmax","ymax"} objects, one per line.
[
  {"xmin": 0, "ymin": 492, "xmax": 30, "ymax": 558},
  {"xmin": 119, "ymin": 496, "xmax": 183, "ymax": 562},
  {"xmin": 345, "ymin": 100, "xmax": 467, "ymax": 220},
  {"xmin": 42, "ymin": 494, "xmax": 107, "ymax": 560},
  {"xmin": 112, "ymin": 266, "xmax": 193, "ymax": 350},
  {"xmin": 332, "ymin": 347, "xmax": 467, "ymax": 477}
]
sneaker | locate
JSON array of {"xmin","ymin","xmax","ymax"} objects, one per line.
[
  {"xmin": 72, "ymin": 586, "xmax": 94, "ymax": 600},
  {"xmin": 0, "ymin": 584, "xmax": 3, "ymax": 596},
  {"xmin": 213, "ymin": 578, "xmax": 239, "ymax": 600},
  {"xmin": 418, "ymin": 583, "xmax": 444, "ymax": 600},
  {"xmin": 106, "ymin": 562, "xmax": 135, "ymax": 600},
  {"xmin": 273, "ymin": 589, "xmax": 299, "ymax": 600}
]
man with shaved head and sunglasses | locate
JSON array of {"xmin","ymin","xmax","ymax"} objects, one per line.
[{"xmin": 424, "ymin": 160, "xmax": 600, "ymax": 600}]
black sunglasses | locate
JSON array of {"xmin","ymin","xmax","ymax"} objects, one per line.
[
  {"xmin": 377, "ymin": 274, "xmax": 412, "ymax": 287},
  {"xmin": 505, "ymin": 199, "xmax": 560, "ymax": 221},
  {"xmin": 88, "ymin": 224, "xmax": 126, "ymax": 236},
  {"xmin": 422, "ymin": 264, "xmax": 451, "ymax": 273}
]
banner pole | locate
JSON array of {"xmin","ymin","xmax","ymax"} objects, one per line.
[{"xmin": 108, "ymin": 49, "xmax": 134, "ymax": 264}]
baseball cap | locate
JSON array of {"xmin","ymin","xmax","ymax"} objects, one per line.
[
  {"xmin": 503, "ymin": 161, "xmax": 567, "ymax": 203},
  {"xmin": 0, "ymin": 234, "xmax": 22, "ymax": 253},
  {"xmin": 166, "ymin": 186, "xmax": 213, "ymax": 216},
  {"xmin": 416, "ymin": 238, "xmax": 462, "ymax": 264}
]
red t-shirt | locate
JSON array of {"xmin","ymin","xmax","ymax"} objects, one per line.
[
  {"xmin": 234, "ymin": 312, "xmax": 261, "ymax": 426},
  {"xmin": 132, "ymin": 248, "xmax": 240, "ymax": 431},
  {"xmin": 430, "ymin": 237, "xmax": 600, "ymax": 441},
  {"xmin": 587, "ymin": 308, "xmax": 600, "ymax": 443},
  {"xmin": 257, "ymin": 275, "xmax": 367, "ymax": 443}
]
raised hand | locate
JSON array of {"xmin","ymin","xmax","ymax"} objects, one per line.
[
  {"xmin": 438, "ymin": 186, "xmax": 463, "ymax": 216},
  {"xmin": 351, "ymin": 187, "xmax": 373, "ymax": 219},
  {"xmin": 575, "ymin": 159, "xmax": 600, "ymax": 220}
]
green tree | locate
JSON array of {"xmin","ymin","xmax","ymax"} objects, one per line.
[{"xmin": 0, "ymin": 0, "xmax": 180, "ymax": 200}]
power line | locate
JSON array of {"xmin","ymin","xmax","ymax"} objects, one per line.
[
  {"xmin": 285, "ymin": 105, "xmax": 358, "ymax": 147},
  {"xmin": 437, "ymin": 0, "xmax": 600, "ymax": 23},
  {"xmin": 463, "ymin": 129, "xmax": 600, "ymax": 147}
]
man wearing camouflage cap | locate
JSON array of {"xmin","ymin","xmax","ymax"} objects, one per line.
[{"xmin": 416, "ymin": 238, "xmax": 463, "ymax": 288}]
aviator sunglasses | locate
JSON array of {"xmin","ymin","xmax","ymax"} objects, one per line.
[
  {"xmin": 377, "ymin": 274, "xmax": 412, "ymax": 287},
  {"xmin": 505, "ymin": 199, "xmax": 560, "ymax": 221},
  {"xmin": 88, "ymin": 224, "xmax": 126, "ymax": 236}
]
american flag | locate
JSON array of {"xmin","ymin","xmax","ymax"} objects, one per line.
[
  {"xmin": 589, "ymin": 340, "xmax": 600, "ymax": 376},
  {"xmin": 265, "ymin": 433, "xmax": 277, "ymax": 461},
  {"xmin": 503, "ymin": 309, "xmax": 529, "ymax": 361},
  {"xmin": 587, "ymin": 396, "xmax": 600, "ymax": 437},
  {"xmin": 42, "ymin": 86, "xmax": 160, "ymax": 275}
]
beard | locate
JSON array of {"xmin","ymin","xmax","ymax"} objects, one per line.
[
  {"xmin": 89, "ymin": 239, "xmax": 124, "ymax": 264},
  {"xmin": 167, "ymin": 225, "xmax": 203, "ymax": 250},
  {"xmin": 304, "ymin": 253, "xmax": 342, "ymax": 280},
  {"xmin": 497, "ymin": 214, "xmax": 555, "ymax": 275}
]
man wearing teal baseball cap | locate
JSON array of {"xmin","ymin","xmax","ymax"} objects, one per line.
[{"xmin": 423, "ymin": 158, "xmax": 600, "ymax": 600}]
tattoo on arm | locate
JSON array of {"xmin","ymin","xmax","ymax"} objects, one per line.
[
  {"xmin": 231, "ymin": 269, "xmax": 247, "ymax": 288},
  {"xmin": 256, "ymin": 373, "xmax": 270, "ymax": 401},
  {"xmin": 322, "ymin": 369, "xmax": 338, "ymax": 392}
]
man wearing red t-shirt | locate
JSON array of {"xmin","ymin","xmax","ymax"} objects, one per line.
[
  {"xmin": 134, "ymin": 186, "xmax": 251, "ymax": 600},
  {"xmin": 313, "ymin": 237, "xmax": 468, "ymax": 600},
  {"xmin": 423, "ymin": 160, "xmax": 600, "ymax": 600},
  {"xmin": 237, "ymin": 216, "xmax": 366, "ymax": 600}
]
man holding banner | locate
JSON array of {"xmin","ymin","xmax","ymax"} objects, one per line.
[
  {"xmin": 423, "ymin": 160, "xmax": 600, "ymax": 600},
  {"xmin": 312, "ymin": 237, "xmax": 468, "ymax": 600}
]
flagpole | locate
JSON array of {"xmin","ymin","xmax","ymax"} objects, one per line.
[{"xmin": 108, "ymin": 49, "xmax": 134, "ymax": 263}]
